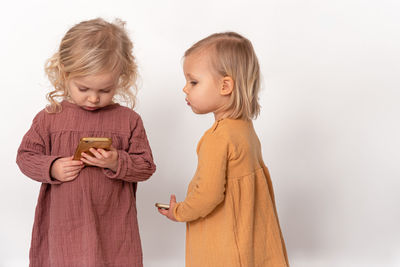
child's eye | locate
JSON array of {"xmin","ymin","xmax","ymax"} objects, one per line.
[
  {"xmin": 78, "ymin": 88, "xmax": 88, "ymax": 92},
  {"xmin": 100, "ymin": 90, "xmax": 111, "ymax": 93},
  {"xmin": 190, "ymin": 81, "xmax": 198, "ymax": 86}
]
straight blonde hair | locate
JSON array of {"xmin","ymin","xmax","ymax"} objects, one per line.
[
  {"xmin": 45, "ymin": 18, "xmax": 138, "ymax": 113},
  {"xmin": 184, "ymin": 32, "xmax": 261, "ymax": 120}
]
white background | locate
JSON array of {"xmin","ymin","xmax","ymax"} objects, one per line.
[{"xmin": 1, "ymin": 0, "xmax": 399, "ymax": 266}]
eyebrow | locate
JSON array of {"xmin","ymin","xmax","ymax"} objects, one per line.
[
  {"xmin": 185, "ymin": 73, "xmax": 197, "ymax": 79},
  {"xmin": 75, "ymin": 82, "xmax": 115, "ymax": 90}
]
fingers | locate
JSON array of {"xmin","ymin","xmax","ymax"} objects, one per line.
[
  {"xmin": 89, "ymin": 148, "xmax": 104, "ymax": 159},
  {"xmin": 67, "ymin": 164, "xmax": 84, "ymax": 170},
  {"xmin": 51, "ymin": 156, "xmax": 84, "ymax": 182},
  {"xmin": 58, "ymin": 156, "xmax": 83, "ymax": 166},
  {"xmin": 88, "ymin": 148, "xmax": 114, "ymax": 159},
  {"xmin": 64, "ymin": 161, "xmax": 84, "ymax": 169},
  {"xmin": 97, "ymin": 149, "xmax": 117, "ymax": 162},
  {"xmin": 81, "ymin": 148, "xmax": 118, "ymax": 170},
  {"xmin": 97, "ymin": 149, "xmax": 110, "ymax": 157},
  {"xmin": 158, "ymin": 208, "xmax": 169, "ymax": 216},
  {"xmin": 64, "ymin": 166, "xmax": 83, "ymax": 175},
  {"xmin": 61, "ymin": 157, "xmax": 83, "ymax": 179},
  {"xmin": 80, "ymin": 155, "xmax": 96, "ymax": 166},
  {"xmin": 62, "ymin": 162, "xmax": 83, "ymax": 181},
  {"xmin": 81, "ymin": 149, "xmax": 105, "ymax": 164},
  {"xmin": 81, "ymin": 151, "xmax": 101, "ymax": 165},
  {"xmin": 63, "ymin": 160, "xmax": 84, "ymax": 173},
  {"xmin": 57, "ymin": 169, "xmax": 79, "ymax": 182}
]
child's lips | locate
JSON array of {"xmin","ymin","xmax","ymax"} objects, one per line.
[
  {"xmin": 84, "ymin": 106, "xmax": 99, "ymax": 111},
  {"xmin": 185, "ymin": 99, "xmax": 190, "ymax": 106}
]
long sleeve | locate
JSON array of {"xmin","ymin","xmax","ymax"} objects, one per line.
[
  {"xmin": 173, "ymin": 133, "xmax": 229, "ymax": 222},
  {"xmin": 16, "ymin": 112, "xmax": 61, "ymax": 184},
  {"xmin": 103, "ymin": 115, "xmax": 156, "ymax": 182}
]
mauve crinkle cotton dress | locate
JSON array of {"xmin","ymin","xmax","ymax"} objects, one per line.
[{"xmin": 17, "ymin": 101, "xmax": 156, "ymax": 267}]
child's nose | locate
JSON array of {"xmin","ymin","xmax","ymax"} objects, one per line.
[
  {"xmin": 183, "ymin": 85, "xmax": 189, "ymax": 94},
  {"xmin": 88, "ymin": 95, "xmax": 99, "ymax": 103}
]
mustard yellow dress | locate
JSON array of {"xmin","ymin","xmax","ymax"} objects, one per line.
[{"xmin": 173, "ymin": 118, "xmax": 289, "ymax": 267}]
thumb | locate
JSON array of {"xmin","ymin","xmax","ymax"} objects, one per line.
[{"xmin": 170, "ymin": 194, "xmax": 177, "ymax": 204}]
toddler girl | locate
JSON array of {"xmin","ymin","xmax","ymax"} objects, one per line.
[
  {"xmin": 16, "ymin": 18, "xmax": 156, "ymax": 267},
  {"xmin": 158, "ymin": 32, "xmax": 289, "ymax": 266}
]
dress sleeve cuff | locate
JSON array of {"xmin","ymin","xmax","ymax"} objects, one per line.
[
  {"xmin": 173, "ymin": 202, "xmax": 185, "ymax": 222},
  {"xmin": 102, "ymin": 150, "xmax": 128, "ymax": 179},
  {"xmin": 45, "ymin": 156, "xmax": 62, "ymax": 184}
]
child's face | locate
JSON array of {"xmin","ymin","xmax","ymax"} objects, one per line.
[
  {"xmin": 67, "ymin": 71, "xmax": 118, "ymax": 111},
  {"xmin": 183, "ymin": 53, "xmax": 228, "ymax": 119}
]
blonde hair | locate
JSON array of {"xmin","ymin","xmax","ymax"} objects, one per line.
[
  {"xmin": 45, "ymin": 18, "xmax": 137, "ymax": 113},
  {"xmin": 185, "ymin": 32, "xmax": 261, "ymax": 120}
]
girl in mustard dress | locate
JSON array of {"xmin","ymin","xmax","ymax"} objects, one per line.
[{"xmin": 158, "ymin": 32, "xmax": 289, "ymax": 266}]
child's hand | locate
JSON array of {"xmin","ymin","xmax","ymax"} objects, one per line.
[
  {"xmin": 158, "ymin": 194, "xmax": 178, "ymax": 222},
  {"xmin": 51, "ymin": 156, "xmax": 84, "ymax": 182},
  {"xmin": 80, "ymin": 147, "xmax": 119, "ymax": 172}
]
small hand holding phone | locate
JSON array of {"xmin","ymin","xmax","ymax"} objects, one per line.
[
  {"xmin": 73, "ymin": 137, "xmax": 112, "ymax": 165},
  {"xmin": 155, "ymin": 203, "xmax": 170, "ymax": 210}
]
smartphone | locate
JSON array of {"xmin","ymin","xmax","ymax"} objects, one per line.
[
  {"xmin": 155, "ymin": 203, "xmax": 170, "ymax": 210},
  {"xmin": 73, "ymin": 137, "xmax": 112, "ymax": 162}
]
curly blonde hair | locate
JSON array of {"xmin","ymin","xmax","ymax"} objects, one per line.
[
  {"xmin": 184, "ymin": 32, "xmax": 261, "ymax": 120},
  {"xmin": 45, "ymin": 18, "xmax": 138, "ymax": 113}
]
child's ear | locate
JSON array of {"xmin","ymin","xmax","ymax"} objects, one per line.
[{"xmin": 220, "ymin": 76, "xmax": 234, "ymax": 96}]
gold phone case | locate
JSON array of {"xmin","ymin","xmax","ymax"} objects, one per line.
[
  {"xmin": 73, "ymin": 137, "xmax": 112, "ymax": 163},
  {"xmin": 155, "ymin": 203, "xmax": 170, "ymax": 210}
]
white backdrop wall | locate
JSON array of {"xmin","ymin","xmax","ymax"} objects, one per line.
[{"xmin": 1, "ymin": 0, "xmax": 399, "ymax": 266}]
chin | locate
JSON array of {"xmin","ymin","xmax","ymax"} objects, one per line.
[{"xmin": 193, "ymin": 110, "xmax": 208, "ymax": 115}]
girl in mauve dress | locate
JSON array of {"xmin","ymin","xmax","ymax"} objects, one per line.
[
  {"xmin": 158, "ymin": 32, "xmax": 289, "ymax": 266},
  {"xmin": 16, "ymin": 18, "xmax": 156, "ymax": 267}
]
